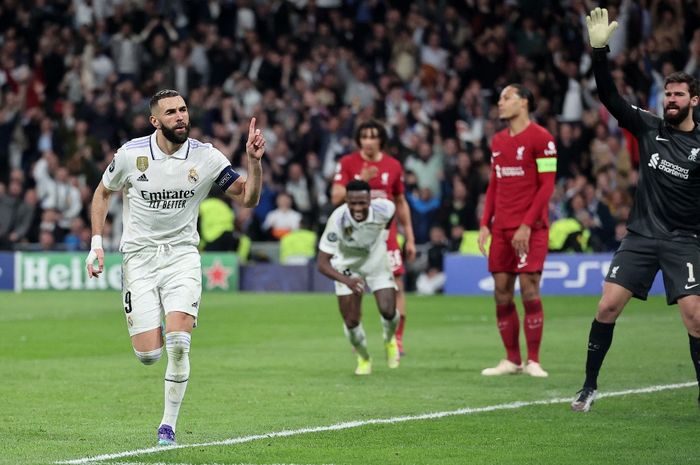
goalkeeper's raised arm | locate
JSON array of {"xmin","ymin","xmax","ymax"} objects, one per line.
[{"xmin": 585, "ymin": 8, "xmax": 633, "ymax": 124}]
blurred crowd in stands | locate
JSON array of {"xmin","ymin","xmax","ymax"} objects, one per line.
[{"xmin": 1, "ymin": 0, "xmax": 699, "ymax": 284}]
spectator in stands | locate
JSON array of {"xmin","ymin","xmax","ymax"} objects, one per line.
[
  {"xmin": 407, "ymin": 187, "xmax": 440, "ymax": 245},
  {"xmin": 285, "ymin": 162, "xmax": 314, "ymax": 221},
  {"xmin": 415, "ymin": 226, "xmax": 449, "ymax": 295},
  {"xmin": 110, "ymin": 22, "xmax": 144, "ymax": 81},
  {"xmin": 0, "ymin": 0, "xmax": 693, "ymax": 264},
  {"xmin": 42, "ymin": 167, "xmax": 83, "ymax": 231},
  {"xmin": 304, "ymin": 152, "xmax": 329, "ymax": 211},
  {"xmin": 438, "ymin": 178, "xmax": 478, "ymax": 234},
  {"xmin": 405, "ymin": 140, "xmax": 443, "ymax": 198},
  {"xmin": 199, "ymin": 193, "xmax": 236, "ymax": 251},
  {"xmin": 451, "ymin": 150, "xmax": 482, "ymax": 197},
  {"xmin": 39, "ymin": 230, "xmax": 57, "ymax": 251},
  {"xmin": 101, "ymin": 216, "xmax": 119, "ymax": 252},
  {"xmin": 262, "ymin": 192, "xmax": 302, "ymax": 240},
  {"xmin": 62, "ymin": 119, "xmax": 101, "ymax": 168},
  {"xmin": 582, "ymin": 182, "xmax": 616, "ymax": 251},
  {"xmin": 420, "ymin": 31, "xmax": 449, "ymax": 73},
  {"xmin": 64, "ymin": 217, "xmax": 89, "ymax": 251},
  {"xmin": 0, "ymin": 179, "xmax": 34, "ymax": 249},
  {"xmin": 22, "ymin": 188, "xmax": 41, "ymax": 244},
  {"xmin": 555, "ymin": 123, "xmax": 586, "ymax": 181}
]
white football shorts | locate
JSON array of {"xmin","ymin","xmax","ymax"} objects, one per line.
[
  {"xmin": 332, "ymin": 253, "xmax": 397, "ymax": 296},
  {"xmin": 121, "ymin": 245, "xmax": 202, "ymax": 336}
]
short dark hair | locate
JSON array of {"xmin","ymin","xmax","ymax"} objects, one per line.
[
  {"xmin": 149, "ymin": 89, "xmax": 182, "ymax": 110},
  {"xmin": 346, "ymin": 179, "xmax": 371, "ymax": 194},
  {"xmin": 354, "ymin": 119, "xmax": 388, "ymax": 149},
  {"xmin": 664, "ymin": 72, "xmax": 699, "ymax": 98},
  {"xmin": 509, "ymin": 83, "xmax": 535, "ymax": 113}
]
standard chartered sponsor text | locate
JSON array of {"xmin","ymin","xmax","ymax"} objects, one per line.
[{"xmin": 658, "ymin": 159, "xmax": 689, "ymax": 179}]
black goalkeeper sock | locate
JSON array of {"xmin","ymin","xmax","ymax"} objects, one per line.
[
  {"xmin": 688, "ymin": 334, "xmax": 700, "ymax": 401},
  {"xmin": 583, "ymin": 319, "xmax": 615, "ymax": 390}
]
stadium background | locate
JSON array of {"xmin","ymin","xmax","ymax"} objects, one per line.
[
  {"xmin": 1, "ymin": 0, "xmax": 697, "ymax": 294},
  {"xmin": 1, "ymin": 2, "xmax": 700, "ymax": 464}
]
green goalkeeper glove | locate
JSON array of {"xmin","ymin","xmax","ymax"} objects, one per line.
[{"xmin": 586, "ymin": 7, "xmax": 619, "ymax": 49}]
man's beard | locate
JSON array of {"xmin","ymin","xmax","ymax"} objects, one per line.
[
  {"xmin": 664, "ymin": 103, "xmax": 691, "ymax": 126},
  {"xmin": 161, "ymin": 122, "xmax": 190, "ymax": 144}
]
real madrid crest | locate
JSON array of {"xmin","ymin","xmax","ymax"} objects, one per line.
[
  {"xmin": 136, "ymin": 156, "xmax": 149, "ymax": 172},
  {"xmin": 343, "ymin": 225, "xmax": 353, "ymax": 237},
  {"xmin": 188, "ymin": 167, "xmax": 199, "ymax": 184}
]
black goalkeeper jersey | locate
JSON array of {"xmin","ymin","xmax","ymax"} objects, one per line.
[{"xmin": 593, "ymin": 49, "xmax": 700, "ymax": 241}]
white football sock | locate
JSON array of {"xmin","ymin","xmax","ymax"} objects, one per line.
[
  {"xmin": 381, "ymin": 310, "xmax": 400, "ymax": 342},
  {"xmin": 160, "ymin": 331, "xmax": 191, "ymax": 431},
  {"xmin": 343, "ymin": 323, "xmax": 370, "ymax": 360}
]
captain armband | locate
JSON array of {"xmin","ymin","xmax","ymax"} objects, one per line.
[
  {"xmin": 215, "ymin": 165, "xmax": 241, "ymax": 191},
  {"xmin": 536, "ymin": 157, "xmax": 557, "ymax": 173}
]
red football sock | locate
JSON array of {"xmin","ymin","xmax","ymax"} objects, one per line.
[
  {"xmin": 496, "ymin": 302, "xmax": 521, "ymax": 365},
  {"xmin": 523, "ymin": 299, "xmax": 544, "ymax": 363},
  {"xmin": 395, "ymin": 314, "xmax": 405, "ymax": 349}
]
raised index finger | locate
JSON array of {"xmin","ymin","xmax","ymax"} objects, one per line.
[{"xmin": 248, "ymin": 117, "xmax": 257, "ymax": 139}]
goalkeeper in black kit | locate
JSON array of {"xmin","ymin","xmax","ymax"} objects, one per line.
[{"xmin": 571, "ymin": 8, "xmax": 700, "ymax": 412}]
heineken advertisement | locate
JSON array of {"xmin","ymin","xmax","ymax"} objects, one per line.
[{"xmin": 18, "ymin": 252, "xmax": 238, "ymax": 292}]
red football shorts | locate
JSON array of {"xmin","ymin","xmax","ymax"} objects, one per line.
[
  {"xmin": 386, "ymin": 220, "xmax": 404, "ymax": 276},
  {"xmin": 488, "ymin": 227, "xmax": 548, "ymax": 273}
]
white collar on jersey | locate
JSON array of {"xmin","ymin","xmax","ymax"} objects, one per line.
[{"xmin": 149, "ymin": 131, "xmax": 191, "ymax": 160}]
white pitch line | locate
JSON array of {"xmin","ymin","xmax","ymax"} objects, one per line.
[
  {"xmin": 84, "ymin": 463, "xmax": 333, "ymax": 465},
  {"xmin": 57, "ymin": 381, "xmax": 697, "ymax": 465}
]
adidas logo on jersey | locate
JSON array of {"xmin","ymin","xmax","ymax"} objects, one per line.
[{"xmin": 137, "ymin": 173, "xmax": 149, "ymax": 182}]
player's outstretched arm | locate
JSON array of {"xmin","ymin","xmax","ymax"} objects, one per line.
[{"xmin": 85, "ymin": 182, "xmax": 112, "ymax": 278}]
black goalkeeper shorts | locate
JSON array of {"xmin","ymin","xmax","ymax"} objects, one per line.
[{"xmin": 605, "ymin": 231, "xmax": 700, "ymax": 305}]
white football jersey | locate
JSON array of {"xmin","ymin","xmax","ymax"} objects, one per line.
[
  {"xmin": 103, "ymin": 132, "xmax": 238, "ymax": 252},
  {"xmin": 319, "ymin": 198, "xmax": 396, "ymax": 271}
]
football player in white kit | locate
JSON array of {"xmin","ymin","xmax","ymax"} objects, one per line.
[
  {"xmin": 317, "ymin": 179, "xmax": 401, "ymax": 375},
  {"xmin": 84, "ymin": 89, "xmax": 265, "ymax": 445}
]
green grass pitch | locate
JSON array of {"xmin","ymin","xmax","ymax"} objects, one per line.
[{"xmin": 1, "ymin": 291, "xmax": 697, "ymax": 465}]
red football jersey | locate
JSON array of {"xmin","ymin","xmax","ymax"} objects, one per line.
[
  {"xmin": 333, "ymin": 151, "xmax": 405, "ymax": 200},
  {"xmin": 480, "ymin": 122, "xmax": 557, "ymax": 231}
]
